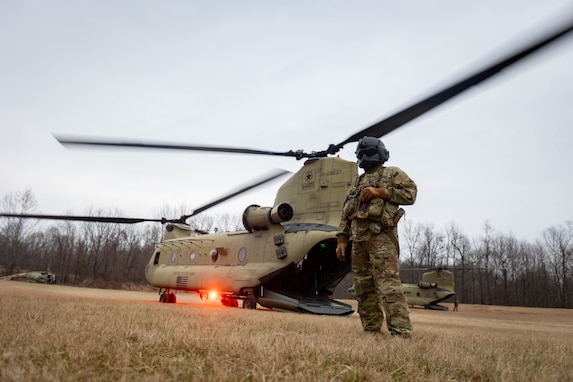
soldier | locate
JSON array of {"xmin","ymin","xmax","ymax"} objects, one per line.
[{"xmin": 336, "ymin": 136, "xmax": 417, "ymax": 338}]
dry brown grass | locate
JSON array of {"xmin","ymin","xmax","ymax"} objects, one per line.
[{"xmin": 1, "ymin": 282, "xmax": 571, "ymax": 381}]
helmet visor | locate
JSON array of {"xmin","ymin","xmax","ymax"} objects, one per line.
[{"xmin": 356, "ymin": 148, "xmax": 379, "ymax": 159}]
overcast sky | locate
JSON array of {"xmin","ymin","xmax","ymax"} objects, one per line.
[{"xmin": 1, "ymin": 1, "xmax": 572, "ymax": 241}]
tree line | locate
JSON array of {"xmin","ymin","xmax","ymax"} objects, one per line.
[
  {"xmin": 1, "ymin": 189, "xmax": 571, "ymax": 308},
  {"xmin": 399, "ymin": 220, "xmax": 572, "ymax": 308}
]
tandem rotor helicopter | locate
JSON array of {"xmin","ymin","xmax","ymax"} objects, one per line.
[
  {"xmin": 0, "ymin": 270, "xmax": 57, "ymax": 284},
  {"xmin": 401, "ymin": 269, "xmax": 456, "ymax": 311},
  {"xmin": 2, "ymin": 18, "xmax": 572, "ymax": 316}
]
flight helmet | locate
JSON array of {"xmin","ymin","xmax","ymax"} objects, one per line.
[{"xmin": 355, "ymin": 136, "xmax": 389, "ymax": 169}]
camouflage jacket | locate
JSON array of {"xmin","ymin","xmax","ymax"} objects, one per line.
[{"xmin": 337, "ymin": 165, "xmax": 417, "ymax": 241}]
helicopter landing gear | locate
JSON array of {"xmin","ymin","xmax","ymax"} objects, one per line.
[
  {"xmin": 159, "ymin": 289, "xmax": 176, "ymax": 303},
  {"xmin": 219, "ymin": 294, "xmax": 257, "ymax": 309},
  {"xmin": 220, "ymin": 295, "xmax": 239, "ymax": 307},
  {"xmin": 242, "ymin": 294, "xmax": 257, "ymax": 310}
]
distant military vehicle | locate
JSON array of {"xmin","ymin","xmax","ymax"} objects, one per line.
[{"xmin": 1, "ymin": 271, "xmax": 56, "ymax": 284}]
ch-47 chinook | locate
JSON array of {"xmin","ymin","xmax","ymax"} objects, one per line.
[
  {"xmin": 2, "ymin": 17, "xmax": 572, "ymax": 315},
  {"xmin": 401, "ymin": 269, "xmax": 455, "ymax": 311},
  {"xmin": 0, "ymin": 270, "xmax": 56, "ymax": 284}
]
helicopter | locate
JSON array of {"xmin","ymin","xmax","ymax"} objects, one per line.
[
  {"xmin": 401, "ymin": 269, "xmax": 456, "ymax": 311},
  {"xmin": 0, "ymin": 270, "xmax": 57, "ymax": 284},
  {"xmin": 1, "ymin": 17, "xmax": 572, "ymax": 316}
]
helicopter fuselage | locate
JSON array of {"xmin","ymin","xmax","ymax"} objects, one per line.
[
  {"xmin": 145, "ymin": 224, "xmax": 347, "ymax": 294},
  {"xmin": 144, "ymin": 157, "xmax": 358, "ymax": 314},
  {"xmin": 401, "ymin": 270, "xmax": 456, "ymax": 310}
]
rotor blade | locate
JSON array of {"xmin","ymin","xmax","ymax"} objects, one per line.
[
  {"xmin": 55, "ymin": 135, "xmax": 304, "ymax": 158},
  {"xmin": 183, "ymin": 168, "xmax": 290, "ymax": 219},
  {"xmin": 0, "ymin": 170, "xmax": 290, "ymax": 225},
  {"xmin": 55, "ymin": 16, "xmax": 573, "ymax": 159},
  {"xmin": 0, "ymin": 213, "xmax": 163, "ymax": 224},
  {"xmin": 335, "ymin": 17, "xmax": 573, "ymax": 149}
]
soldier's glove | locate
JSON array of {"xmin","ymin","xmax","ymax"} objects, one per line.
[
  {"xmin": 361, "ymin": 187, "xmax": 391, "ymax": 202},
  {"xmin": 336, "ymin": 235, "xmax": 348, "ymax": 261}
]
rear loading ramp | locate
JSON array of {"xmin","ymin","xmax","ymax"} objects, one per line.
[{"xmin": 257, "ymin": 289, "xmax": 354, "ymax": 316}]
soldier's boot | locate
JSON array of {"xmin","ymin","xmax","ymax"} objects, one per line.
[{"xmin": 389, "ymin": 329, "xmax": 412, "ymax": 339}]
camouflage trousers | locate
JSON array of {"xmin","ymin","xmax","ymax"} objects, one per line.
[{"xmin": 351, "ymin": 231, "xmax": 412, "ymax": 336}]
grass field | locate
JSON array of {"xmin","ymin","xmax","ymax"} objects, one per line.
[{"xmin": 1, "ymin": 281, "xmax": 571, "ymax": 381}]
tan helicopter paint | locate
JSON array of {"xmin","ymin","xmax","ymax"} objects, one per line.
[
  {"xmin": 144, "ymin": 157, "xmax": 358, "ymax": 312},
  {"xmin": 273, "ymin": 157, "xmax": 356, "ymax": 227},
  {"xmin": 401, "ymin": 270, "xmax": 456, "ymax": 310}
]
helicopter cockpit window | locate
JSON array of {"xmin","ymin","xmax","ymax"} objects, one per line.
[
  {"xmin": 171, "ymin": 251, "xmax": 177, "ymax": 263},
  {"xmin": 153, "ymin": 252, "xmax": 160, "ymax": 265},
  {"xmin": 210, "ymin": 249, "xmax": 218, "ymax": 263},
  {"xmin": 238, "ymin": 247, "xmax": 247, "ymax": 262},
  {"xmin": 189, "ymin": 250, "xmax": 196, "ymax": 263}
]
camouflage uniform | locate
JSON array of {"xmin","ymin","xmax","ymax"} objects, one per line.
[{"xmin": 338, "ymin": 164, "xmax": 417, "ymax": 337}]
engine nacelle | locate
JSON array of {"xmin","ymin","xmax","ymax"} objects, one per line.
[
  {"xmin": 418, "ymin": 281, "xmax": 438, "ymax": 289},
  {"xmin": 242, "ymin": 203, "xmax": 294, "ymax": 232}
]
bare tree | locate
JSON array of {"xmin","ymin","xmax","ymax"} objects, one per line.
[
  {"xmin": 116, "ymin": 224, "xmax": 155, "ymax": 282},
  {"xmin": 446, "ymin": 222, "xmax": 472, "ymax": 301},
  {"xmin": 417, "ymin": 222, "xmax": 446, "ymax": 268},
  {"xmin": 401, "ymin": 220, "xmax": 421, "ymax": 267},
  {"xmin": 0, "ymin": 189, "xmax": 38, "ymax": 275},
  {"xmin": 79, "ymin": 208, "xmax": 125, "ymax": 280},
  {"xmin": 542, "ymin": 221, "xmax": 573, "ymax": 308},
  {"xmin": 189, "ymin": 214, "xmax": 216, "ymax": 233},
  {"xmin": 491, "ymin": 233, "xmax": 517, "ymax": 305},
  {"xmin": 213, "ymin": 213, "xmax": 243, "ymax": 232},
  {"xmin": 45, "ymin": 221, "xmax": 79, "ymax": 284},
  {"xmin": 472, "ymin": 221, "xmax": 496, "ymax": 304}
]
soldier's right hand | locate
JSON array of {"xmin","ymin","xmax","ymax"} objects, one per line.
[
  {"xmin": 336, "ymin": 236, "xmax": 348, "ymax": 261},
  {"xmin": 361, "ymin": 187, "xmax": 391, "ymax": 201}
]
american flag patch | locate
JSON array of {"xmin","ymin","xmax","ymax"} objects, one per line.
[{"xmin": 176, "ymin": 276, "xmax": 188, "ymax": 288}]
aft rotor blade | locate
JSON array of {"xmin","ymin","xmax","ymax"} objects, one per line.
[
  {"xmin": 55, "ymin": 136, "xmax": 303, "ymax": 158},
  {"xmin": 0, "ymin": 169, "xmax": 290, "ymax": 225},
  {"xmin": 0, "ymin": 213, "xmax": 163, "ymax": 224},
  {"xmin": 184, "ymin": 168, "xmax": 290, "ymax": 218},
  {"xmin": 335, "ymin": 17, "xmax": 573, "ymax": 149}
]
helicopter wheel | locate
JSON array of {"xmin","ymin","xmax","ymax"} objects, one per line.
[
  {"xmin": 242, "ymin": 295, "xmax": 257, "ymax": 309},
  {"xmin": 221, "ymin": 295, "xmax": 240, "ymax": 307},
  {"xmin": 221, "ymin": 295, "xmax": 231, "ymax": 307},
  {"xmin": 159, "ymin": 290, "xmax": 177, "ymax": 303}
]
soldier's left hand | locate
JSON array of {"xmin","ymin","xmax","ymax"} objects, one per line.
[{"xmin": 361, "ymin": 187, "xmax": 391, "ymax": 202}]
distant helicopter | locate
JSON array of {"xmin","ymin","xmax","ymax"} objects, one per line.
[
  {"xmin": 401, "ymin": 269, "xmax": 455, "ymax": 310},
  {"xmin": 1, "ymin": 17, "xmax": 572, "ymax": 315},
  {"xmin": 1, "ymin": 271, "xmax": 56, "ymax": 284}
]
